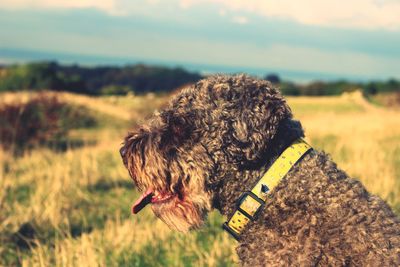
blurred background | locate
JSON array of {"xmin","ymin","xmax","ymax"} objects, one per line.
[{"xmin": 1, "ymin": 1, "xmax": 399, "ymax": 266}]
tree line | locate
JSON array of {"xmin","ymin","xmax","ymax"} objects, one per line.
[
  {"xmin": 0, "ymin": 62, "xmax": 398, "ymax": 96},
  {"xmin": 0, "ymin": 61, "xmax": 202, "ymax": 95},
  {"xmin": 265, "ymin": 74, "xmax": 400, "ymax": 96}
]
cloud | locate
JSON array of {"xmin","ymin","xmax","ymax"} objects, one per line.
[
  {"xmin": 232, "ymin": 16, "xmax": 248, "ymax": 25},
  {"xmin": 182, "ymin": 0, "xmax": 400, "ymax": 31},
  {"xmin": 0, "ymin": 0, "xmax": 117, "ymax": 14},
  {"xmin": 1, "ymin": 0, "xmax": 400, "ymax": 31}
]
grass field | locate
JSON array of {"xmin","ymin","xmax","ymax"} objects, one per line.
[{"xmin": 1, "ymin": 91, "xmax": 399, "ymax": 266}]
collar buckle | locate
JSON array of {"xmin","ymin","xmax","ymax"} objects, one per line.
[
  {"xmin": 236, "ymin": 191, "xmax": 265, "ymax": 221},
  {"xmin": 221, "ymin": 191, "xmax": 265, "ymax": 241}
]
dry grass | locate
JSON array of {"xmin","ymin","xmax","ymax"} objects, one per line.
[
  {"xmin": 0, "ymin": 90, "xmax": 399, "ymax": 266},
  {"xmin": 288, "ymin": 92, "xmax": 400, "ymax": 207}
]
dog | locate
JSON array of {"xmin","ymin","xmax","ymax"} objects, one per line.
[{"xmin": 120, "ymin": 75, "xmax": 400, "ymax": 266}]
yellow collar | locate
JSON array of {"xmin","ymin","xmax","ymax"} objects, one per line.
[{"xmin": 223, "ymin": 138, "xmax": 312, "ymax": 240}]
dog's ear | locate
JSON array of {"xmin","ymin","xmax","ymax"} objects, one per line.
[
  {"xmin": 261, "ymin": 96, "xmax": 292, "ymax": 141},
  {"xmin": 229, "ymin": 86, "xmax": 293, "ymax": 166}
]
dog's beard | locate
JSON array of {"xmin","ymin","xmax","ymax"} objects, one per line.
[{"xmin": 151, "ymin": 197, "xmax": 205, "ymax": 232}]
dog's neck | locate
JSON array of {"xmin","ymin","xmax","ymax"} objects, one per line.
[{"xmin": 212, "ymin": 118, "xmax": 305, "ymax": 218}]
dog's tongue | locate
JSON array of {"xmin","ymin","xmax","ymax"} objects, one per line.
[{"xmin": 132, "ymin": 188, "xmax": 154, "ymax": 214}]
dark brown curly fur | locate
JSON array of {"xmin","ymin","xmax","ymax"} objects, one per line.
[{"xmin": 121, "ymin": 75, "xmax": 400, "ymax": 266}]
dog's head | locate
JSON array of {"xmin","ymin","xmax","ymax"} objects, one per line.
[
  {"xmin": 120, "ymin": 110, "xmax": 214, "ymax": 232},
  {"xmin": 120, "ymin": 75, "xmax": 293, "ymax": 232}
]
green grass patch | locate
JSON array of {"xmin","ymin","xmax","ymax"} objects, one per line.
[
  {"xmin": 5, "ymin": 184, "xmax": 34, "ymax": 204},
  {"xmin": 310, "ymin": 135, "xmax": 350, "ymax": 163}
]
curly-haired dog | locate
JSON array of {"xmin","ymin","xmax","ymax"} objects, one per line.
[{"xmin": 120, "ymin": 75, "xmax": 400, "ymax": 266}]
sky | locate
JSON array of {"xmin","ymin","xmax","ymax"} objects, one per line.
[{"xmin": 0, "ymin": 0, "xmax": 400, "ymax": 82}]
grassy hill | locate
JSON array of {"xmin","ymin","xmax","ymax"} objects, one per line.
[{"xmin": 1, "ymin": 91, "xmax": 399, "ymax": 266}]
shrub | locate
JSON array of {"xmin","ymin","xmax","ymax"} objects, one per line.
[
  {"xmin": 0, "ymin": 94, "xmax": 96, "ymax": 152},
  {"xmin": 100, "ymin": 85, "xmax": 132, "ymax": 95},
  {"xmin": 265, "ymin": 73, "xmax": 281, "ymax": 84},
  {"xmin": 279, "ymin": 82, "xmax": 301, "ymax": 96}
]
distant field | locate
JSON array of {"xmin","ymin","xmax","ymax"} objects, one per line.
[{"xmin": 1, "ymin": 91, "xmax": 399, "ymax": 266}]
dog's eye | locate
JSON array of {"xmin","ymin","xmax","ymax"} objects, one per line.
[
  {"xmin": 119, "ymin": 147, "xmax": 126, "ymax": 157},
  {"xmin": 120, "ymin": 147, "xmax": 128, "ymax": 165}
]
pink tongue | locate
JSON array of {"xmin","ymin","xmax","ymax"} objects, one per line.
[{"xmin": 132, "ymin": 188, "xmax": 154, "ymax": 214}]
